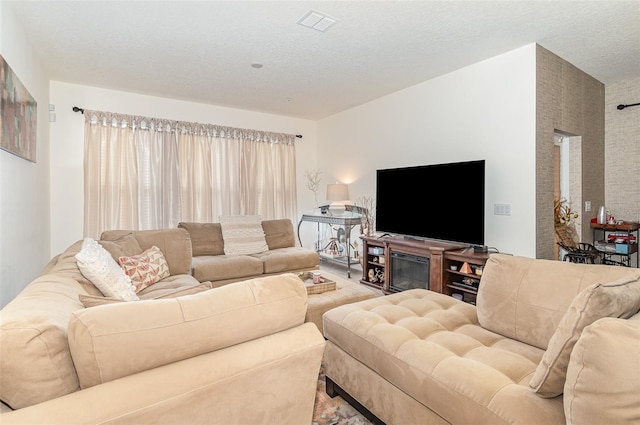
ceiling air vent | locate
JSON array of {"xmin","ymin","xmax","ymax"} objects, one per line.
[{"xmin": 296, "ymin": 10, "xmax": 337, "ymax": 32}]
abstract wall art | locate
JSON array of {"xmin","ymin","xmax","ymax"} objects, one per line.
[{"xmin": 1, "ymin": 54, "xmax": 37, "ymax": 162}]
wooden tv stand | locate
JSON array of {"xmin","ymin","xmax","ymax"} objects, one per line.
[{"xmin": 360, "ymin": 235, "xmax": 490, "ymax": 301}]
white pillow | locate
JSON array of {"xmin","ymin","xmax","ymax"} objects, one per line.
[
  {"xmin": 75, "ymin": 238, "xmax": 139, "ymax": 301},
  {"xmin": 219, "ymin": 215, "xmax": 269, "ymax": 255}
]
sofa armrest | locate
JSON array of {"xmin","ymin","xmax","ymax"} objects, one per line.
[
  {"xmin": 68, "ymin": 273, "xmax": 308, "ymax": 388},
  {"xmin": 2, "ymin": 323, "xmax": 325, "ymax": 425}
]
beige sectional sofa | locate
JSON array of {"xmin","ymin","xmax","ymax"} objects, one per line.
[
  {"xmin": 0, "ymin": 228, "xmax": 325, "ymax": 424},
  {"xmin": 178, "ymin": 219, "xmax": 320, "ymax": 287},
  {"xmin": 323, "ymin": 253, "xmax": 640, "ymax": 425}
]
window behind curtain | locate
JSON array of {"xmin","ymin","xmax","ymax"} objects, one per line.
[{"xmin": 83, "ymin": 111, "xmax": 298, "ymax": 238}]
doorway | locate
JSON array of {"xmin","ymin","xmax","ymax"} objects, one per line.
[
  {"xmin": 553, "ymin": 130, "xmax": 583, "ymax": 259},
  {"xmin": 554, "ymin": 131, "xmax": 583, "ymax": 260}
]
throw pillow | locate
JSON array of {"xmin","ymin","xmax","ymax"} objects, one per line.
[
  {"xmin": 118, "ymin": 246, "xmax": 170, "ymax": 292},
  {"xmin": 219, "ymin": 215, "xmax": 269, "ymax": 255},
  {"xmin": 530, "ymin": 273, "xmax": 640, "ymax": 397},
  {"xmin": 75, "ymin": 238, "xmax": 139, "ymax": 301}
]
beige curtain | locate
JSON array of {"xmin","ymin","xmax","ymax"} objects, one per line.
[
  {"xmin": 84, "ymin": 113, "xmax": 138, "ymax": 237},
  {"xmin": 83, "ymin": 111, "xmax": 297, "ymax": 238},
  {"xmin": 134, "ymin": 119, "xmax": 181, "ymax": 230}
]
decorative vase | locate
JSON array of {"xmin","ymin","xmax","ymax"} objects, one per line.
[{"xmin": 597, "ymin": 206, "xmax": 607, "ymax": 224}]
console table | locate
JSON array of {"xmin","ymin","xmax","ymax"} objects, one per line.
[{"xmin": 298, "ymin": 210, "xmax": 362, "ymax": 277}]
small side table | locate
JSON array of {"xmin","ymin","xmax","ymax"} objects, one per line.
[
  {"xmin": 297, "ymin": 210, "xmax": 362, "ymax": 277},
  {"xmin": 591, "ymin": 221, "xmax": 640, "ymax": 267}
]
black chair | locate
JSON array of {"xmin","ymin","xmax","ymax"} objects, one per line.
[{"xmin": 555, "ymin": 225, "xmax": 600, "ymax": 264}]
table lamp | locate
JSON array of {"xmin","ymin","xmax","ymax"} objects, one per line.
[{"xmin": 326, "ymin": 183, "xmax": 350, "ymax": 215}]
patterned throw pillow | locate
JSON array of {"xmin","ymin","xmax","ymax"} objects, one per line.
[
  {"xmin": 119, "ymin": 246, "xmax": 170, "ymax": 292},
  {"xmin": 75, "ymin": 238, "xmax": 139, "ymax": 301},
  {"xmin": 219, "ymin": 215, "xmax": 269, "ymax": 255}
]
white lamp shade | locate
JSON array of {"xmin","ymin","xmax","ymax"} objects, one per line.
[{"xmin": 326, "ymin": 183, "xmax": 349, "ymax": 202}]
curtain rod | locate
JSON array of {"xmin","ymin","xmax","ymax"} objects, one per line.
[
  {"xmin": 617, "ymin": 102, "xmax": 640, "ymax": 110},
  {"xmin": 72, "ymin": 106, "xmax": 302, "ymax": 138}
]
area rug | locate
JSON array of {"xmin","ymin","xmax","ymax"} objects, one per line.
[{"xmin": 312, "ymin": 363, "xmax": 373, "ymax": 425}]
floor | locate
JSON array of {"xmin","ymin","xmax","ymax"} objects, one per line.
[
  {"xmin": 314, "ymin": 258, "xmax": 375, "ymax": 425},
  {"xmin": 318, "ymin": 257, "xmax": 363, "ymax": 282}
]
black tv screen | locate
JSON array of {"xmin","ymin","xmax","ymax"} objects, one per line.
[{"xmin": 375, "ymin": 160, "xmax": 485, "ymax": 246}]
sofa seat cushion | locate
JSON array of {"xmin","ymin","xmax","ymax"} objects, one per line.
[
  {"xmin": 250, "ymin": 247, "xmax": 320, "ymax": 274},
  {"xmin": 137, "ymin": 274, "xmax": 203, "ymax": 297},
  {"xmin": 323, "ymin": 289, "xmax": 566, "ymax": 424},
  {"xmin": 191, "ymin": 255, "xmax": 264, "ymax": 282},
  {"xmin": 78, "ymin": 275, "xmax": 210, "ymax": 307}
]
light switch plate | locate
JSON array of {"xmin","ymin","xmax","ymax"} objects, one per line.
[{"xmin": 494, "ymin": 203, "xmax": 511, "ymax": 216}]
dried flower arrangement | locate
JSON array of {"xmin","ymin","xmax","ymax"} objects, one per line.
[
  {"xmin": 554, "ymin": 198, "xmax": 579, "ymax": 227},
  {"xmin": 355, "ymin": 196, "xmax": 376, "ymax": 236},
  {"xmin": 304, "ymin": 169, "xmax": 322, "ymax": 207}
]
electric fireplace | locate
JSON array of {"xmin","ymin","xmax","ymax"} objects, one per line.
[{"xmin": 389, "ymin": 251, "xmax": 429, "ymax": 293}]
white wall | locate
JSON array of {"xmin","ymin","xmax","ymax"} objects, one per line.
[
  {"xmin": 49, "ymin": 82, "xmax": 319, "ymax": 254},
  {"xmin": 0, "ymin": 38, "xmax": 566, "ymax": 307},
  {"xmin": 0, "ymin": 2, "xmax": 51, "ymax": 307},
  {"xmin": 317, "ymin": 44, "xmax": 538, "ymax": 257}
]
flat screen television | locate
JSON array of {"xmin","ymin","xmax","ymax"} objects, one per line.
[{"xmin": 375, "ymin": 160, "xmax": 485, "ymax": 247}]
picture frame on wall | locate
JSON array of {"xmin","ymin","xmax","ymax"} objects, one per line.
[{"xmin": 1, "ymin": 54, "xmax": 37, "ymax": 163}]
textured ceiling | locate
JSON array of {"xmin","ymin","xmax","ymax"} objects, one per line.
[{"xmin": 7, "ymin": 1, "xmax": 640, "ymax": 120}]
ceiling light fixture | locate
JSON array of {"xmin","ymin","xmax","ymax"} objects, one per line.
[
  {"xmin": 297, "ymin": 10, "xmax": 337, "ymax": 32},
  {"xmin": 250, "ymin": 63, "xmax": 263, "ymax": 69}
]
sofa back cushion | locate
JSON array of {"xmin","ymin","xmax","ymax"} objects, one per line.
[
  {"xmin": 476, "ymin": 253, "xmax": 640, "ymax": 350},
  {"xmin": 100, "ymin": 228, "xmax": 192, "ymax": 276},
  {"xmin": 177, "ymin": 222, "xmax": 225, "ymax": 256},
  {"xmin": 563, "ymin": 313, "xmax": 640, "ymax": 424},
  {"xmin": 529, "ymin": 273, "xmax": 640, "ymax": 397},
  {"xmin": 0, "ymin": 241, "xmax": 97, "ymax": 409},
  {"xmin": 262, "ymin": 219, "xmax": 296, "ymax": 249},
  {"xmin": 68, "ymin": 273, "xmax": 307, "ymax": 388},
  {"xmin": 98, "ymin": 232, "xmax": 142, "ymax": 261}
]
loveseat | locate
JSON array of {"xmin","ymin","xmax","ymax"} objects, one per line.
[
  {"xmin": 178, "ymin": 218, "xmax": 320, "ymax": 287},
  {"xmin": 0, "ymin": 228, "xmax": 326, "ymax": 424},
  {"xmin": 322, "ymin": 253, "xmax": 640, "ymax": 425}
]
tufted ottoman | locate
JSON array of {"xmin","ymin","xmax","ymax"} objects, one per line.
[
  {"xmin": 304, "ymin": 270, "xmax": 382, "ymax": 334},
  {"xmin": 322, "ymin": 288, "xmax": 564, "ymax": 425}
]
